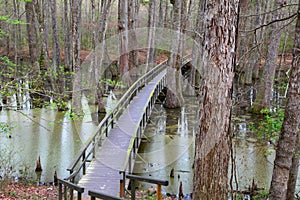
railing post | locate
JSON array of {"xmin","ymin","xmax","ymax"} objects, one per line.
[
  {"xmin": 105, "ymin": 120, "xmax": 108, "ymax": 137},
  {"xmin": 64, "ymin": 185, "xmax": 67, "ymax": 199},
  {"xmin": 120, "ymin": 171, "xmax": 126, "ymax": 198},
  {"xmin": 157, "ymin": 185, "xmax": 162, "ymax": 200},
  {"xmin": 59, "ymin": 182, "xmax": 62, "ymax": 200},
  {"xmin": 129, "ymin": 151, "xmax": 132, "ymax": 173},
  {"xmin": 111, "ymin": 113, "xmax": 114, "ymax": 129},
  {"xmin": 77, "ymin": 191, "xmax": 82, "ymax": 200},
  {"xmin": 93, "ymin": 137, "xmax": 96, "ymax": 158},
  {"xmin": 131, "ymin": 179, "xmax": 136, "ymax": 200},
  {"xmin": 83, "ymin": 151, "xmax": 86, "ymax": 175}
]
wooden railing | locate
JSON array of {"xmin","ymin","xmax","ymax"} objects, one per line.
[
  {"xmin": 118, "ymin": 73, "xmax": 166, "ymax": 194},
  {"xmin": 60, "ymin": 55, "xmax": 192, "ymax": 199},
  {"xmin": 88, "ymin": 174, "xmax": 168, "ymax": 200},
  {"xmin": 58, "ymin": 179, "xmax": 84, "ymax": 200},
  {"xmin": 118, "ymin": 54, "xmax": 192, "ymax": 189},
  {"xmin": 88, "ymin": 190, "xmax": 123, "ymax": 200}
]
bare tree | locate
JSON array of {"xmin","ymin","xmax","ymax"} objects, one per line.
[
  {"xmin": 164, "ymin": 0, "xmax": 183, "ymax": 108},
  {"xmin": 193, "ymin": 0, "xmax": 238, "ymax": 199},
  {"xmin": 118, "ymin": 0, "xmax": 131, "ymax": 86},
  {"xmin": 25, "ymin": 0, "xmax": 38, "ymax": 67},
  {"xmin": 269, "ymin": 2, "xmax": 300, "ymax": 198},
  {"xmin": 71, "ymin": 0, "xmax": 83, "ymax": 114},
  {"xmin": 250, "ymin": 0, "xmax": 285, "ymax": 113},
  {"xmin": 145, "ymin": 0, "xmax": 157, "ymax": 72}
]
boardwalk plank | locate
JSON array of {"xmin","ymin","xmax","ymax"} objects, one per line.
[{"xmin": 77, "ymin": 70, "xmax": 166, "ymax": 197}]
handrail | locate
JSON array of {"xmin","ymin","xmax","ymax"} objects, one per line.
[
  {"xmin": 65, "ymin": 58, "xmax": 170, "ymax": 182},
  {"xmin": 125, "ymin": 174, "xmax": 169, "ymax": 200},
  {"xmin": 118, "ymin": 54, "xmax": 192, "ymax": 174},
  {"xmin": 63, "ymin": 55, "xmax": 192, "ymax": 200},
  {"xmin": 58, "ymin": 179, "xmax": 84, "ymax": 200},
  {"xmin": 88, "ymin": 190, "xmax": 123, "ymax": 200}
]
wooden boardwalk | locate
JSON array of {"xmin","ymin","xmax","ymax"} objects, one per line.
[{"xmin": 77, "ymin": 69, "xmax": 167, "ymax": 197}]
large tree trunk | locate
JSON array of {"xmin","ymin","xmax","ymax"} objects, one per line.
[
  {"xmin": 269, "ymin": 2, "xmax": 300, "ymax": 198},
  {"xmin": 193, "ymin": 0, "xmax": 238, "ymax": 199},
  {"xmin": 250, "ymin": 0, "xmax": 283, "ymax": 114}
]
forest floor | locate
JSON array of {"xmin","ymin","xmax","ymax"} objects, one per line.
[
  {"xmin": 0, "ymin": 180, "xmax": 178, "ymax": 200},
  {"xmin": 0, "ymin": 181, "xmax": 58, "ymax": 199}
]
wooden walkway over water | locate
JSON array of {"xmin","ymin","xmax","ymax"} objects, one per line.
[
  {"xmin": 78, "ymin": 70, "xmax": 166, "ymax": 196},
  {"xmin": 58, "ymin": 56, "xmax": 191, "ymax": 199}
]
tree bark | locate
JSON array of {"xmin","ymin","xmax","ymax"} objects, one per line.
[
  {"xmin": 286, "ymin": 133, "xmax": 300, "ymax": 200},
  {"xmin": 71, "ymin": 0, "xmax": 83, "ymax": 114},
  {"xmin": 269, "ymin": 2, "xmax": 300, "ymax": 198},
  {"xmin": 193, "ymin": 0, "xmax": 238, "ymax": 199}
]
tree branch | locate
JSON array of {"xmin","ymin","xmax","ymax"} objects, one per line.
[{"xmin": 245, "ymin": 12, "xmax": 298, "ymax": 33}]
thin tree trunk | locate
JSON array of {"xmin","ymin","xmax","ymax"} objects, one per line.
[
  {"xmin": 164, "ymin": 0, "xmax": 183, "ymax": 109},
  {"xmin": 250, "ymin": 0, "xmax": 284, "ymax": 113},
  {"xmin": 50, "ymin": 0, "xmax": 65, "ymax": 100},
  {"xmin": 50, "ymin": 0, "xmax": 61, "ymax": 69},
  {"xmin": 128, "ymin": 0, "xmax": 139, "ymax": 70},
  {"xmin": 118, "ymin": 0, "xmax": 131, "ymax": 86},
  {"xmin": 164, "ymin": 0, "xmax": 169, "ymax": 28},
  {"xmin": 191, "ymin": 0, "xmax": 204, "ymax": 93},
  {"xmin": 269, "ymin": 2, "xmax": 300, "ymax": 198},
  {"xmin": 145, "ymin": 0, "xmax": 156, "ymax": 72},
  {"xmin": 63, "ymin": 0, "xmax": 70, "ymax": 68},
  {"xmin": 193, "ymin": 0, "xmax": 238, "ymax": 198},
  {"xmin": 25, "ymin": 0, "xmax": 38, "ymax": 67},
  {"xmin": 71, "ymin": 0, "xmax": 83, "ymax": 114},
  {"xmin": 96, "ymin": 0, "xmax": 113, "ymax": 112}
]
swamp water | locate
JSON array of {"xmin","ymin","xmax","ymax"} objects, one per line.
[
  {"xmin": 133, "ymin": 94, "xmax": 299, "ymax": 197},
  {"xmin": 0, "ymin": 92, "xmax": 299, "ymax": 198}
]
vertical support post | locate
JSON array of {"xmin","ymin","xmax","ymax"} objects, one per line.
[
  {"xmin": 157, "ymin": 185, "xmax": 162, "ymax": 200},
  {"xmin": 105, "ymin": 120, "xmax": 108, "ymax": 137},
  {"xmin": 92, "ymin": 137, "xmax": 96, "ymax": 158},
  {"xmin": 111, "ymin": 113, "xmax": 114, "ymax": 129},
  {"xmin": 70, "ymin": 188, "xmax": 74, "ymax": 199},
  {"xmin": 77, "ymin": 192, "xmax": 82, "ymax": 200},
  {"xmin": 129, "ymin": 151, "xmax": 132, "ymax": 173},
  {"xmin": 58, "ymin": 182, "xmax": 62, "ymax": 200},
  {"xmin": 82, "ymin": 151, "xmax": 86, "ymax": 175},
  {"xmin": 64, "ymin": 186, "xmax": 67, "ymax": 199},
  {"xmin": 120, "ymin": 172, "xmax": 126, "ymax": 198},
  {"xmin": 131, "ymin": 179, "xmax": 136, "ymax": 200}
]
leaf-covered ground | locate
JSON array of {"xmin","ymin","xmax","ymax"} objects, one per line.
[
  {"xmin": 0, "ymin": 182, "xmax": 58, "ymax": 200},
  {"xmin": 0, "ymin": 182, "xmax": 179, "ymax": 200}
]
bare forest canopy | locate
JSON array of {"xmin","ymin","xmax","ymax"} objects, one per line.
[{"xmin": 0, "ymin": 0, "xmax": 298, "ymax": 112}]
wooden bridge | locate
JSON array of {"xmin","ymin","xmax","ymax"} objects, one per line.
[{"xmin": 58, "ymin": 56, "xmax": 191, "ymax": 199}]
